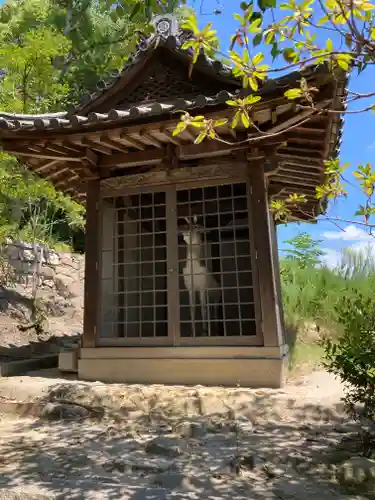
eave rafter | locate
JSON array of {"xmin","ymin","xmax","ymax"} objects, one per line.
[{"xmin": 0, "ymin": 73, "xmax": 341, "ymax": 213}]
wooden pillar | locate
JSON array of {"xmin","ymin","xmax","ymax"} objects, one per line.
[
  {"xmin": 248, "ymin": 159, "xmax": 284, "ymax": 347},
  {"xmin": 82, "ymin": 179, "xmax": 100, "ymax": 348},
  {"xmin": 268, "ymin": 211, "xmax": 286, "ymax": 346}
]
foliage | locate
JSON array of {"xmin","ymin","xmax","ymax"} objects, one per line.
[
  {"xmin": 171, "ymin": 2, "xmax": 375, "ymax": 235},
  {"xmin": 0, "ymin": 0, "xmax": 174, "ymax": 252},
  {"xmin": 320, "ymin": 293, "xmax": 375, "ymax": 423},
  {"xmin": 282, "ymin": 232, "xmax": 325, "ymax": 268},
  {"xmin": 0, "ymin": 26, "xmax": 70, "ymax": 113},
  {"xmin": 281, "ymin": 244, "xmax": 375, "ymax": 327},
  {"xmin": 0, "ymin": 0, "xmax": 157, "ymax": 106},
  {"xmin": 0, "ymin": 154, "xmax": 85, "ymax": 248}
]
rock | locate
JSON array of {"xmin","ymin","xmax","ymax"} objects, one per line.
[
  {"xmin": 151, "ymin": 471, "xmax": 186, "ymax": 489},
  {"xmin": 0, "ymin": 490, "xmax": 53, "ymax": 499},
  {"xmin": 131, "ymin": 458, "xmax": 173, "ymax": 474},
  {"xmin": 325, "ymin": 449, "xmax": 354, "ymax": 465},
  {"xmin": 145, "ymin": 436, "xmax": 183, "ymax": 457},
  {"xmin": 240, "ymin": 453, "xmax": 265, "ymax": 470},
  {"xmin": 40, "ymin": 402, "xmax": 91, "ymax": 421},
  {"xmin": 334, "ymin": 423, "xmax": 355, "ymax": 433},
  {"xmin": 337, "ymin": 456, "xmax": 375, "ymax": 487},
  {"xmin": 47, "ymin": 251, "xmax": 60, "ymax": 266},
  {"xmin": 104, "ymin": 457, "xmax": 174, "ymax": 475},
  {"xmin": 263, "ymin": 463, "xmax": 284, "ymax": 478},
  {"xmin": 174, "ymin": 421, "xmax": 206, "ymax": 438},
  {"xmin": 104, "ymin": 458, "xmax": 130, "ymax": 473}
]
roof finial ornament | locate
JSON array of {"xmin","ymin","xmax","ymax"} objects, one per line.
[{"xmin": 152, "ymin": 14, "xmax": 179, "ymax": 39}]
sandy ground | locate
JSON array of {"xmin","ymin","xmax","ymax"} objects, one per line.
[{"xmin": 0, "ymin": 370, "xmax": 369, "ymax": 499}]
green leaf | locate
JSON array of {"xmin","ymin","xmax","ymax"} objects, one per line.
[
  {"xmin": 283, "ymin": 47, "xmax": 297, "ymax": 63},
  {"xmin": 172, "ymin": 122, "xmax": 186, "ymax": 136},
  {"xmin": 244, "ymin": 94, "xmax": 261, "ymax": 104},
  {"xmin": 232, "ymin": 111, "xmax": 241, "ymax": 129},
  {"xmin": 271, "ymin": 43, "xmax": 279, "ymax": 60},
  {"xmin": 326, "ymin": 38, "xmax": 334, "ymax": 52},
  {"xmin": 129, "ymin": 2, "xmax": 141, "ymax": 20},
  {"xmin": 252, "ymin": 52, "xmax": 264, "ymax": 65},
  {"xmin": 284, "ymin": 88, "xmax": 303, "ymax": 99},
  {"xmin": 265, "ymin": 31, "xmax": 275, "ymax": 44},
  {"xmin": 182, "ymin": 40, "xmax": 194, "ymax": 50},
  {"xmin": 234, "ymin": 13, "xmax": 244, "ymax": 22},
  {"xmin": 257, "ymin": 0, "xmax": 267, "ymax": 11},
  {"xmin": 226, "ymin": 100, "xmax": 241, "ymax": 107},
  {"xmin": 253, "ymin": 33, "xmax": 263, "ymax": 46},
  {"xmin": 213, "ymin": 119, "xmax": 228, "ymax": 127},
  {"xmin": 194, "ymin": 132, "xmax": 207, "ymax": 144},
  {"xmin": 241, "ymin": 112, "xmax": 250, "ymax": 128},
  {"xmin": 249, "ymin": 76, "xmax": 259, "ymax": 91}
]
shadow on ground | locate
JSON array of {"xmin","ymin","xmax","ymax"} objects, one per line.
[
  {"xmin": 0, "ymin": 378, "xmax": 363, "ymax": 500},
  {"xmin": 0, "ymin": 332, "xmax": 80, "ymax": 363}
]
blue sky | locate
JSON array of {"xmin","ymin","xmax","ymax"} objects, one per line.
[{"xmin": 190, "ymin": 0, "xmax": 375, "ymax": 266}]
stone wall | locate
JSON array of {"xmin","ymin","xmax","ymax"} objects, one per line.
[{"xmin": 1, "ymin": 240, "xmax": 84, "ymax": 300}]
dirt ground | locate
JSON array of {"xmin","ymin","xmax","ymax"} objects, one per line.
[{"xmin": 0, "ymin": 369, "xmax": 372, "ymax": 500}]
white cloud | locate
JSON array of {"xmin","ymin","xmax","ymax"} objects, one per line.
[
  {"xmin": 322, "ymin": 224, "xmax": 373, "ymax": 242},
  {"xmin": 321, "ymin": 241, "xmax": 375, "ymax": 269},
  {"xmin": 321, "ymin": 248, "xmax": 341, "ymax": 269}
]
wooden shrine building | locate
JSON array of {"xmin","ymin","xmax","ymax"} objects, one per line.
[{"xmin": 0, "ymin": 15, "xmax": 344, "ymax": 387}]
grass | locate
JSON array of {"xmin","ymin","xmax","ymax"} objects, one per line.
[{"xmin": 281, "ymin": 244, "xmax": 375, "ymax": 375}]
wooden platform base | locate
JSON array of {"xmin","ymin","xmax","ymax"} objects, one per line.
[{"xmin": 76, "ymin": 345, "xmax": 288, "ymax": 388}]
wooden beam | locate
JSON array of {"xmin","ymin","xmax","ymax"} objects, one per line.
[
  {"xmin": 108, "ymin": 129, "xmax": 145, "ymax": 150},
  {"xmin": 2, "ymin": 145, "xmax": 85, "ymax": 162},
  {"xmin": 271, "ymin": 175, "xmax": 321, "ymax": 187},
  {"xmin": 85, "ymin": 149, "xmax": 98, "ymax": 166},
  {"xmin": 138, "ymin": 132, "xmax": 162, "ymax": 148},
  {"xmin": 100, "ymin": 162, "xmax": 249, "ymax": 196},
  {"xmin": 82, "ymin": 138, "xmax": 112, "ymax": 155},
  {"xmin": 263, "ymin": 99, "xmax": 331, "ymax": 135},
  {"xmin": 34, "ymin": 159, "xmax": 62, "ymax": 173},
  {"xmin": 293, "ymin": 126, "xmax": 326, "ymax": 136},
  {"xmin": 100, "ymin": 136, "xmax": 129, "ymax": 153},
  {"xmin": 99, "ymin": 148, "xmax": 165, "ymax": 169},
  {"xmin": 178, "ymin": 140, "xmax": 249, "ymax": 160},
  {"xmin": 54, "ymin": 174, "xmax": 79, "ymax": 188},
  {"xmin": 45, "ymin": 167, "xmax": 71, "ymax": 181}
]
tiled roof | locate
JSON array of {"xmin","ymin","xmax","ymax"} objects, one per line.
[{"xmin": 0, "ymin": 55, "xmax": 334, "ymax": 133}]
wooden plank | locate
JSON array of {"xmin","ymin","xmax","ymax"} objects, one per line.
[
  {"xmin": 34, "ymin": 159, "xmax": 62, "ymax": 173},
  {"xmin": 85, "ymin": 149, "xmax": 98, "ymax": 166},
  {"xmin": 100, "ymin": 162, "xmax": 249, "ymax": 196},
  {"xmin": 138, "ymin": 132, "xmax": 162, "ymax": 148},
  {"xmin": 83, "ymin": 180, "xmax": 100, "ymax": 348},
  {"xmin": 99, "ymin": 136, "xmax": 129, "ymax": 153},
  {"xmin": 178, "ymin": 140, "xmax": 248, "ymax": 160},
  {"xmin": 272, "ymin": 175, "xmax": 321, "ymax": 187},
  {"xmin": 100, "ymin": 148, "xmax": 165, "ymax": 169},
  {"xmin": 2, "ymin": 146, "xmax": 84, "ymax": 162},
  {"xmin": 293, "ymin": 126, "xmax": 326, "ymax": 136},
  {"xmin": 248, "ymin": 158, "xmax": 283, "ymax": 347},
  {"xmin": 45, "ymin": 167, "xmax": 70, "ymax": 180},
  {"xmin": 82, "ymin": 138, "xmax": 113, "ymax": 155}
]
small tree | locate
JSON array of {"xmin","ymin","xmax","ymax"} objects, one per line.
[
  {"xmin": 282, "ymin": 232, "xmax": 325, "ymax": 269},
  {"xmin": 320, "ymin": 294, "xmax": 375, "ymax": 446}
]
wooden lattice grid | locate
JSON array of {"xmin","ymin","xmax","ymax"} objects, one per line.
[{"xmin": 99, "ymin": 181, "xmax": 259, "ymax": 345}]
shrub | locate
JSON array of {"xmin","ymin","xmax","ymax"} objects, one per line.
[{"xmin": 320, "ymin": 293, "xmax": 375, "ymax": 421}]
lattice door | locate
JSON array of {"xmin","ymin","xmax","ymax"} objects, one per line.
[{"xmin": 98, "ymin": 181, "xmax": 261, "ymax": 346}]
